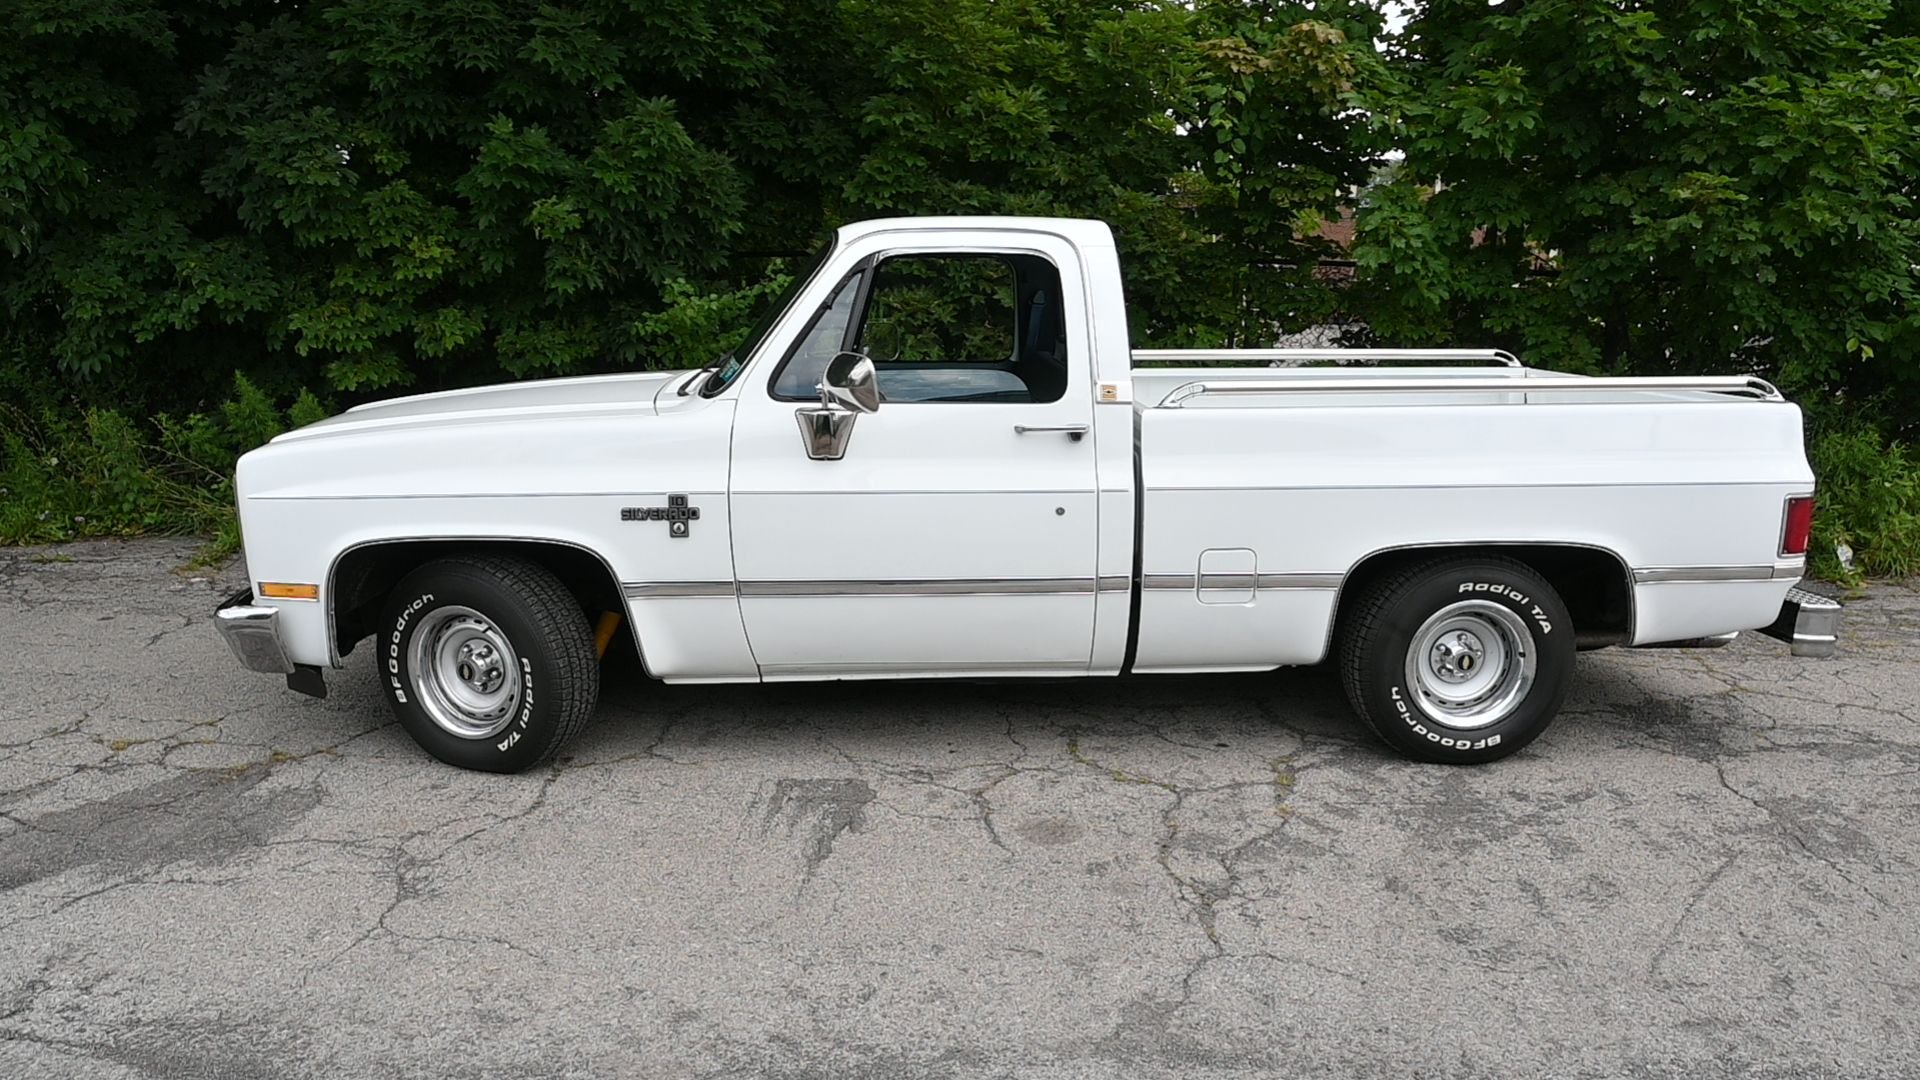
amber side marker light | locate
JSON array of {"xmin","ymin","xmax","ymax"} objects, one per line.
[{"xmin": 258, "ymin": 582, "xmax": 320, "ymax": 601}]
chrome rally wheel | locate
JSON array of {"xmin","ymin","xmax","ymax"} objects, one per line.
[
  {"xmin": 1403, "ymin": 600, "xmax": 1537, "ymax": 730},
  {"xmin": 408, "ymin": 605, "xmax": 523, "ymax": 740}
]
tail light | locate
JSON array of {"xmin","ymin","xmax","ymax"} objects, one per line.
[{"xmin": 1780, "ymin": 495, "xmax": 1814, "ymax": 557}]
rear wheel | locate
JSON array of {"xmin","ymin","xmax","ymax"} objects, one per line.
[
  {"xmin": 377, "ymin": 556, "xmax": 598, "ymax": 772},
  {"xmin": 1337, "ymin": 555, "xmax": 1575, "ymax": 764}
]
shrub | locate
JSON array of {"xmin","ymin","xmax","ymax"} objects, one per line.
[
  {"xmin": 1806, "ymin": 421, "xmax": 1920, "ymax": 584},
  {"xmin": 0, "ymin": 374, "xmax": 321, "ymax": 561}
]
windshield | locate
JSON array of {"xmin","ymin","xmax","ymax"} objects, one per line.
[{"xmin": 700, "ymin": 238, "xmax": 835, "ymax": 397}]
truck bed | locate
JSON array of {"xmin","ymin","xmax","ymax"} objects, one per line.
[{"xmin": 1123, "ymin": 353, "xmax": 1810, "ymax": 673}]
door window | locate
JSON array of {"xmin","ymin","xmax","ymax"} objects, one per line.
[{"xmin": 769, "ymin": 252, "xmax": 1070, "ymax": 404}]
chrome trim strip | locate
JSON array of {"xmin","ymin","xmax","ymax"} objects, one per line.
[
  {"xmin": 1258, "ymin": 572, "xmax": 1343, "ymax": 590},
  {"xmin": 1159, "ymin": 374, "xmax": 1783, "ymax": 408},
  {"xmin": 1632, "ymin": 631, "xmax": 1741, "ymax": 650},
  {"xmin": 739, "ymin": 577, "xmax": 1098, "ymax": 597},
  {"xmin": 263, "ymin": 490, "xmax": 726, "ymax": 502},
  {"xmin": 1143, "ymin": 572, "xmax": 1341, "ymax": 592},
  {"xmin": 623, "ymin": 572, "xmax": 1343, "ymax": 600},
  {"xmin": 1147, "ymin": 480, "xmax": 1792, "ymax": 493},
  {"xmin": 1132, "ymin": 348, "xmax": 1522, "ymax": 368},
  {"xmin": 1632, "ymin": 565, "xmax": 1778, "ymax": 584},
  {"xmin": 730, "ymin": 489, "xmax": 1102, "ymax": 498},
  {"xmin": 622, "ymin": 581, "xmax": 736, "ymax": 599},
  {"xmin": 762, "ymin": 660, "xmax": 1079, "ymax": 676}
]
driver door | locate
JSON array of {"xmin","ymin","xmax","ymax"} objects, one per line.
[{"xmin": 727, "ymin": 241, "xmax": 1099, "ymax": 678}]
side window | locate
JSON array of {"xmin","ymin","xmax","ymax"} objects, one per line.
[
  {"xmin": 862, "ymin": 256, "xmax": 1016, "ymax": 366},
  {"xmin": 768, "ymin": 251, "xmax": 1071, "ymax": 405},
  {"xmin": 772, "ymin": 271, "xmax": 862, "ymax": 400}
]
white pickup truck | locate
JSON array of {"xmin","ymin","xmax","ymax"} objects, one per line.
[{"xmin": 215, "ymin": 215, "xmax": 1838, "ymax": 772}]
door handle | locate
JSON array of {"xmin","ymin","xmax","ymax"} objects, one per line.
[{"xmin": 1013, "ymin": 424, "xmax": 1089, "ymax": 442}]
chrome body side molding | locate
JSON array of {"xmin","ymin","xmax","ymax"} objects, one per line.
[
  {"xmin": 1632, "ymin": 564, "xmax": 1802, "ymax": 584},
  {"xmin": 624, "ymin": 572, "xmax": 1344, "ymax": 600}
]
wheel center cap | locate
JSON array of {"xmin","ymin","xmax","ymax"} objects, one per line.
[
  {"xmin": 456, "ymin": 641, "xmax": 504, "ymax": 694},
  {"xmin": 1430, "ymin": 630, "xmax": 1488, "ymax": 684}
]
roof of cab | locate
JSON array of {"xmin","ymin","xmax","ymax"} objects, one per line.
[{"xmin": 835, "ymin": 215, "xmax": 1115, "ymax": 248}]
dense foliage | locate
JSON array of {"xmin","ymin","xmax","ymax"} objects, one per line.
[
  {"xmin": 1, "ymin": 0, "xmax": 1380, "ymax": 413},
  {"xmin": 1355, "ymin": 0, "xmax": 1920, "ymax": 407},
  {"xmin": 2, "ymin": 0, "xmax": 1916, "ymax": 577}
]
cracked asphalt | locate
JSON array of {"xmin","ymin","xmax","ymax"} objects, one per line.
[{"xmin": 2, "ymin": 539, "xmax": 1917, "ymax": 1079}]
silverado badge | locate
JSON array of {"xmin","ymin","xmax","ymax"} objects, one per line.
[{"xmin": 621, "ymin": 494, "xmax": 700, "ymax": 538}]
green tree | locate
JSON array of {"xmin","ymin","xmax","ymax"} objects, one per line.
[
  {"xmin": 2, "ymin": 0, "xmax": 1388, "ymax": 417},
  {"xmin": 826, "ymin": 0, "xmax": 1386, "ymax": 346},
  {"xmin": 1353, "ymin": 0, "xmax": 1920, "ymax": 421}
]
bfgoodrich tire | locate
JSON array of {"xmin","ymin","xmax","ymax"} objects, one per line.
[
  {"xmin": 1337, "ymin": 555, "xmax": 1575, "ymax": 764},
  {"xmin": 377, "ymin": 556, "xmax": 598, "ymax": 773}
]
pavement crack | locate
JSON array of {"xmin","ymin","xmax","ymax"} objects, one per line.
[{"xmin": 1714, "ymin": 763, "xmax": 1891, "ymax": 910}]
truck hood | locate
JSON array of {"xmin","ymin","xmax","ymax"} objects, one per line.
[{"xmin": 273, "ymin": 370, "xmax": 690, "ymax": 444}]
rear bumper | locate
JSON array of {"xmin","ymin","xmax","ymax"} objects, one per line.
[
  {"xmin": 1758, "ymin": 586, "xmax": 1842, "ymax": 658},
  {"xmin": 215, "ymin": 589, "xmax": 294, "ymax": 673}
]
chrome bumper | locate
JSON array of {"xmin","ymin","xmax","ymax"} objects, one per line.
[
  {"xmin": 215, "ymin": 589, "xmax": 294, "ymax": 674},
  {"xmin": 1758, "ymin": 586, "xmax": 1842, "ymax": 658}
]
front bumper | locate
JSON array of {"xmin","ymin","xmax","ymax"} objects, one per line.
[
  {"xmin": 1758, "ymin": 586, "xmax": 1842, "ymax": 658},
  {"xmin": 215, "ymin": 589, "xmax": 294, "ymax": 673},
  {"xmin": 215, "ymin": 589, "xmax": 330, "ymax": 697}
]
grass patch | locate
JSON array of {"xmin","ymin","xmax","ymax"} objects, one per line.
[{"xmin": 0, "ymin": 374, "xmax": 326, "ymax": 562}]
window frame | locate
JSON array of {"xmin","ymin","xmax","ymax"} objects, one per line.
[
  {"xmin": 765, "ymin": 247, "xmax": 1066, "ymax": 406},
  {"xmin": 763, "ymin": 262, "xmax": 873, "ymax": 402}
]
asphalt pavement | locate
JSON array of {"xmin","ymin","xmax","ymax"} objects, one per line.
[{"xmin": 1, "ymin": 539, "xmax": 1916, "ymax": 1079}]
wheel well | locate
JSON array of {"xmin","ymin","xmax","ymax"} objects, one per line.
[
  {"xmin": 329, "ymin": 539, "xmax": 626, "ymax": 660},
  {"xmin": 1330, "ymin": 544, "xmax": 1633, "ymax": 651}
]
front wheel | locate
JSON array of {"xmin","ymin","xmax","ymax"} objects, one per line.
[
  {"xmin": 377, "ymin": 556, "xmax": 599, "ymax": 772},
  {"xmin": 1337, "ymin": 555, "xmax": 1576, "ymax": 764}
]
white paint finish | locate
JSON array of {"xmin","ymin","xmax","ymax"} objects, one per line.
[
  {"xmin": 1131, "ymin": 587, "xmax": 1335, "ymax": 671},
  {"xmin": 624, "ymin": 596, "xmax": 759, "ymax": 680},
  {"xmin": 725, "ymin": 225, "xmax": 1104, "ymax": 676},
  {"xmin": 235, "ymin": 397, "xmax": 757, "ymax": 677},
  {"xmin": 1631, "ymin": 580, "xmax": 1800, "ymax": 645},
  {"xmin": 742, "ymin": 594, "xmax": 1095, "ymax": 672},
  {"xmin": 280, "ymin": 370, "xmax": 682, "ymax": 444},
  {"xmin": 224, "ymin": 214, "xmax": 1823, "ymax": 694},
  {"xmin": 1129, "ymin": 392, "xmax": 1811, "ymax": 667},
  {"xmin": 1089, "ymin": 386, "xmax": 1139, "ymax": 674},
  {"xmin": 1131, "ymin": 587, "xmax": 1337, "ymax": 673},
  {"xmin": 243, "ymin": 388, "xmax": 731, "ymax": 502}
]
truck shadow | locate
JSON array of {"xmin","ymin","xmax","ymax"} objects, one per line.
[
  {"xmin": 590, "ymin": 647, "xmax": 1368, "ymax": 759},
  {"xmin": 579, "ymin": 648, "xmax": 1692, "ymax": 766}
]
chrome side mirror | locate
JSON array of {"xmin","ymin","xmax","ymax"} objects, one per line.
[
  {"xmin": 819, "ymin": 352, "xmax": 880, "ymax": 414},
  {"xmin": 796, "ymin": 353, "xmax": 878, "ymax": 461}
]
